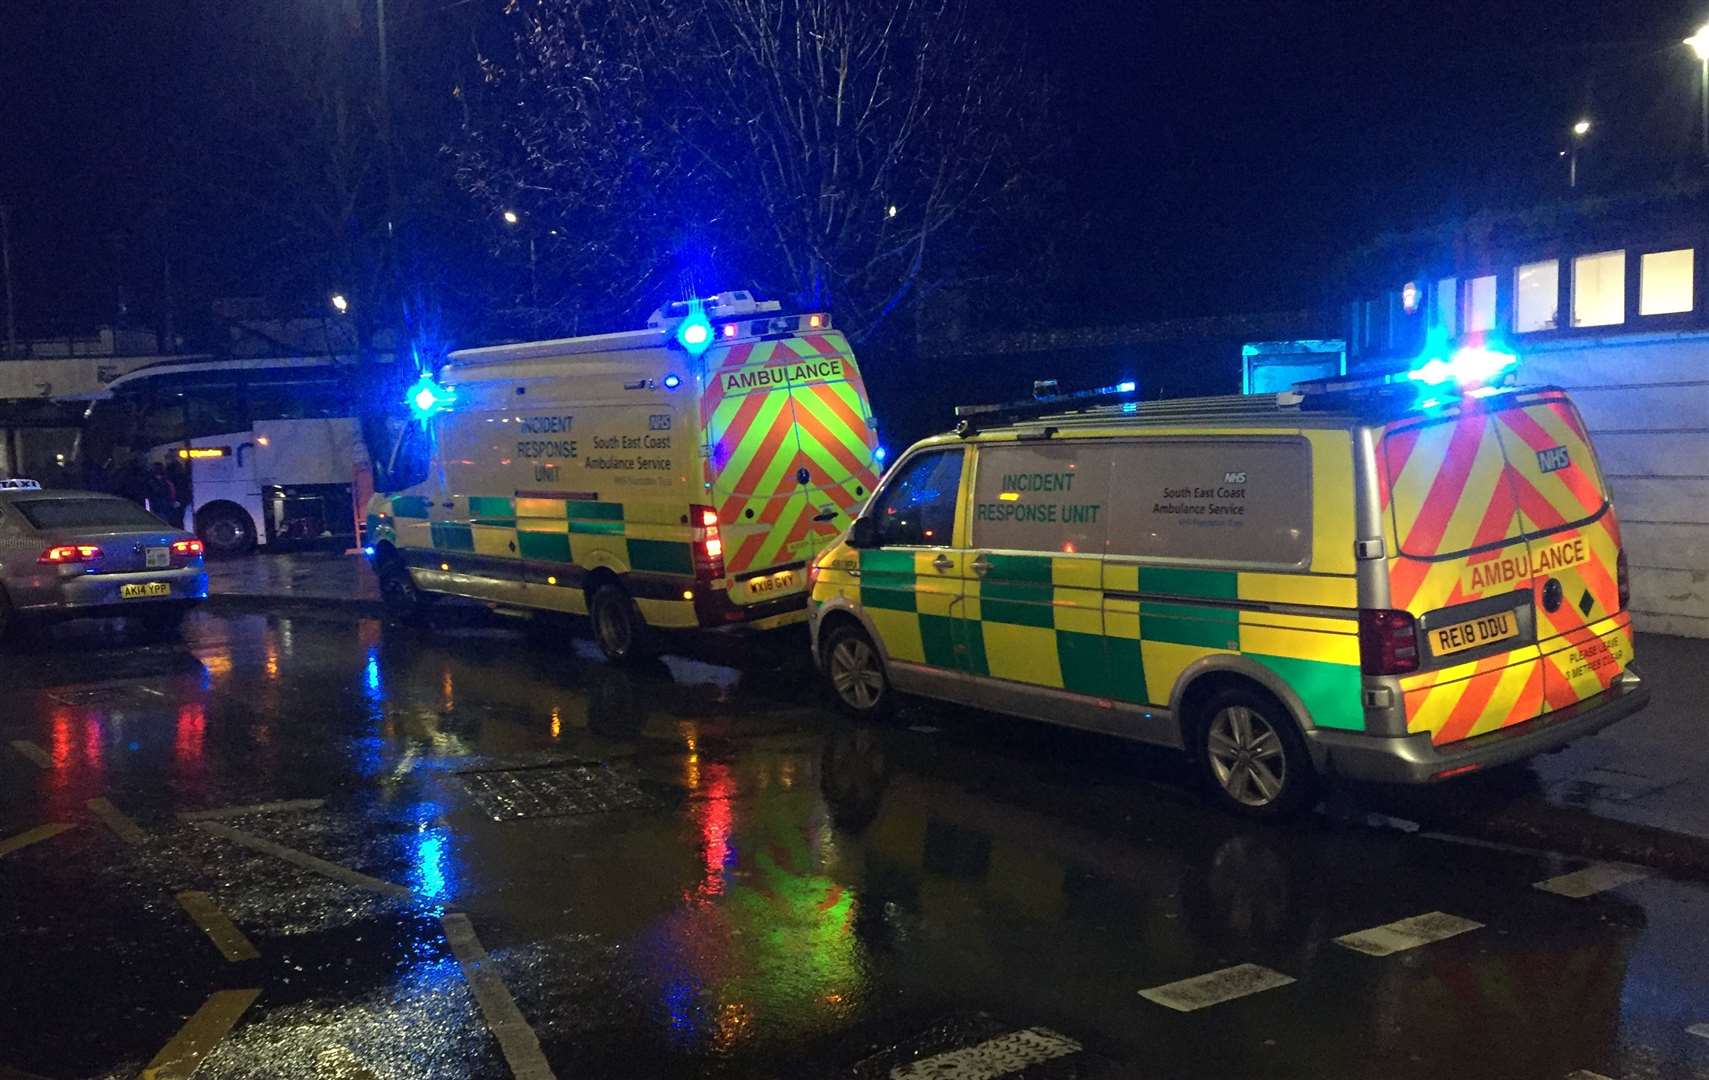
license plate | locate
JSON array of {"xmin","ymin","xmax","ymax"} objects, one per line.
[
  {"xmin": 745, "ymin": 570, "xmax": 799, "ymax": 597},
  {"xmin": 1431, "ymin": 610, "xmax": 1518, "ymax": 657},
  {"xmin": 146, "ymin": 547, "xmax": 170, "ymax": 569},
  {"xmin": 120, "ymin": 582, "xmax": 172, "ymax": 600}
]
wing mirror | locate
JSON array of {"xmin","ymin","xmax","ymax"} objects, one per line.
[{"xmin": 847, "ymin": 516, "xmax": 879, "ymax": 549}]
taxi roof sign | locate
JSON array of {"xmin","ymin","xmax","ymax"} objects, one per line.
[{"xmin": 0, "ymin": 478, "xmax": 42, "ymax": 490}]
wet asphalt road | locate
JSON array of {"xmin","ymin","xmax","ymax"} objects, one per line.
[{"xmin": 2, "ymin": 609, "xmax": 1708, "ymax": 1080}]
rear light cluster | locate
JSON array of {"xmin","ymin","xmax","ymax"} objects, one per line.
[
  {"xmin": 39, "ymin": 544, "xmax": 102, "ymax": 564},
  {"xmin": 690, "ymin": 505, "xmax": 724, "ymax": 581},
  {"xmin": 1359, "ymin": 608, "xmax": 1420, "ymax": 675},
  {"xmin": 173, "ymin": 539, "xmax": 205, "ymax": 557},
  {"xmin": 1616, "ymin": 549, "xmax": 1630, "ymax": 611}
]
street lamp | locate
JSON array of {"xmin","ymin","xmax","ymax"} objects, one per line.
[
  {"xmin": 1569, "ymin": 118, "xmax": 1591, "ymax": 188},
  {"xmin": 502, "ymin": 210, "xmax": 537, "ymax": 306},
  {"xmin": 1687, "ymin": 25, "xmax": 1709, "ymax": 159}
]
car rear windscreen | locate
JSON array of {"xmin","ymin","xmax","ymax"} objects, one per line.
[{"xmin": 14, "ymin": 498, "xmax": 166, "ymax": 531}]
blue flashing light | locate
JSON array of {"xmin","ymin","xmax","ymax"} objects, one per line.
[
  {"xmin": 1407, "ymin": 344, "xmax": 1517, "ymax": 389},
  {"xmin": 675, "ymin": 305, "xmax": 714, "ymax": 356},
  {"xmin": 662, "ymin": 373, "xmax": 683, "ymax": 390},
  {"xmin": 406, "ymin": 374, "xmax": 455, "ymax": 421},
  {"xmin": 362, "ymin": 545, "xmax": 376, "ymax": 558},
  {"xmin": 1116, "ymin": 380, "xmax": 1137, "ymax": 394},
  {"xmin": 874, "ymin": 445, "xmax": 887, "ymax": 463}
]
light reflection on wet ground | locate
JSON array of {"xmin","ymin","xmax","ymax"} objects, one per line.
[{"xmin": 1, "ymin": 610, "xmax": 1707, "ymax": 1078}]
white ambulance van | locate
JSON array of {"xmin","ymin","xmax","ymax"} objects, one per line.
[{"xmin": 366, "ymin": 292, "xmax": 882, "ymax": 662}]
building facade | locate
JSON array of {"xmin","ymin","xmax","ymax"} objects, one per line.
[{"xmin": 1343, "ymin": 186, "xmax": 1709, "ymax": 638}]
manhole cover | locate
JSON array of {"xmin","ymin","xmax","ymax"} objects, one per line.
[{"xmin": 457, "ymin": 763, "xmax": 656, "ymax": 821}]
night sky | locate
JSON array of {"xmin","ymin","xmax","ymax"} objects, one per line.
[{"xmin": 3, "ymin": 0, "xmax": 1706, "ymax": 339}]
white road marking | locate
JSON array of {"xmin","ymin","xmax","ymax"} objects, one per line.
[
  {"xmin": 1564, "ymin": 1071, "xmax": 1615, "ymax": 1080},
  {"xmin": 177, "ymin": 798, "xmax": 326, "ymax": 822},
  {"xmin": 1688, "ymin": 1022, "xmax": 1709, "ymax": 1040},
  {"xmin": 0, "ymin": 823, "xmax": 75, "ymax": 859},
  {"xmin": 139, "ymin": 988, "xmax": 260, "ymax": 1080},
  {"xmin": 193, "ymin": 821, "xmax": 412, "ymax": 897},
  {"xmin": 86, "ymin": 797, "xmax": 147, "ymax": 845},
  {"xmin": 8, "ymin": 741, "xmax": 50, "ymax": 769},
  {"xmin": 441, "ymin": 913, "xmax": 557, "ymax": 1080},
  {"xmin": 1534, "ymin": 863, "xmax": 1650, "ymax": 899},
  {"xmin": 1138, "ymin": 963, "xmax": 1296, "ymax": 1012},
  {"xmin": 889, "ymin": 1027, "xmax": 1081, "ymax": 1080},
  {"xmin": 1335, "ymin": 912, "xmax": 1483, "ymax": 957}
]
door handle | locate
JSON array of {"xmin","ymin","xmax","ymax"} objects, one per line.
[
  {"xmin": 932, "ymin": 554, "xmax": 955, "ymax": 572},
  {"xmin": 971, "ymin": 556, "xmax": 991, "ymax": 576}
]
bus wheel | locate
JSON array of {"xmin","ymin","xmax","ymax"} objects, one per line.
[
  {"xmin": 589, "ymin": 583, "xmax": 655, "ymax": 665},
  {"xmin": 822, "ymin": 622, "xmax": 893, "ymax": 721},
  {"xmin": 378, "ymin": 559, "xmax": 432, "ymax": 623},
  {"xmin": 1193, "ymin": 685, "xmax": 1316, "ymax": 819},
  {"xmin": 197, "ymin": 505, "xmax": 257, "ymax": 557}
]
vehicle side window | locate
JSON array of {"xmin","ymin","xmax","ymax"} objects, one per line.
[
  {"xmin": 971, "ymin": 443, "xmax": 1108, "ymax": 554},
  {"xmin": 867, "ymin": 450, "xmax": 963, "ymax": 547}
]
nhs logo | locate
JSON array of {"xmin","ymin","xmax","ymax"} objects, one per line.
[{"xmin": 1536, "ymin": 446, "xmax": 1571, "ymax": 474}]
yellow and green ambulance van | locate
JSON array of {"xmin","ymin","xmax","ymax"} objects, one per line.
[
  {"xmin": 807, "ymin": 354, "xmax": 1650, "ymax": 816},
  {"xmin": 366, "ymin": 292, "xmax": 881, "ymax": 661}
]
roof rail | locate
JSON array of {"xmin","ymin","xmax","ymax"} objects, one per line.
[
  {"xmin": 954, "ymin": 383, "xmax": 1310, "ymax": 437},
  {"xmin": 954, "ymin": 379, "xmax": 1138, "ymax": 435}
]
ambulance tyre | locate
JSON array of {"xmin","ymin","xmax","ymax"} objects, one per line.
[
  {"xmin": 589, "ymin": 582, "xmax": 656, "ymax": 665},
  {"xmin": 378, "ymin": 557, "xmax": 433, "ymax": 624},
  {"xmin": 822, "ymin": 622, "xmax": 893, "ymax": 721},
  {"xmin": 1192, "ymin": 685, "xmax": 1316, "ymax": 819}
]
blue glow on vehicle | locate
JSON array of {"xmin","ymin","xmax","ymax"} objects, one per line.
[
  {"xmin": 366, "ymin": 651, "xmax": 382, "ymax": 695},
  {"xmin": 874, "ymin": 445, "xmax": 887, "ymax": 463},
  {"xmin": 1116, "ymin": 380, "xmax": 1137, "ymax": 393},
  {"xmin": 675, "ymin": 304, "xmax": 714, "ymax": 356},
  {"xmin": 663, "ymin": 373, "xmax": 683, "ymax": 390},
  {"xmin": 406, "ymin": 374, "xmax": 455, "ymax": 420},
  {"xmin": 1407, "ymin": 344, "xmax": 1518, "ymax": 388}
]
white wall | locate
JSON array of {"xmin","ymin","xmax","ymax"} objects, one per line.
[{"xmin": 1519, "ymin": 332, "xmax": 1709, "ymax": 639}]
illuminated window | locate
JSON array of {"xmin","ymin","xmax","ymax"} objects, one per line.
[
  {"xmin": 1513, "ymin": 260, "xmax": 1559, "ymax": 332},
  {"xmin": 1463, "ymin": 275, "xmax": 1496, "ymax": 333},
  {"xmin": 1572, "ymin": 250, "xmax": 1626, "ymax": 327},
  {"xmin": 1435, "ymin": 277, "xmax": 1457, "ymax": 336},
  {"xmin": 1639, "ymin": 249, "xmax": 1694, "ymax": 315}
]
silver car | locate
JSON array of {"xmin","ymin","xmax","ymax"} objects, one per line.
[{"xmin": 0, "ymin": 480, "xmax": 207, "ymax": 639}]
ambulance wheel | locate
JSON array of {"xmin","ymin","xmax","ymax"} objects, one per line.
[
  {"xmin": 822, "ymin": 623, "xmax": 893, "ymax": 721},
  {"xmin": 378, "ymin": 558, "xmax": 433, "ymax": 623},
  {"xmin": 1193, "ymin": 686, "xmax": 1316, "ymax": 819},
  {"xmin": 590, "ymin": 583, "xmax": 655, "ymax": 665}
]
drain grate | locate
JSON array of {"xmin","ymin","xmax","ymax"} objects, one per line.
[{"xmin": 457, "ymin": 763, "xmax": 656, "ymax": 821}]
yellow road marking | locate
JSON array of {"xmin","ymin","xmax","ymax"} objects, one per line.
[
  {"xmin": 86, "ymin": 797, "xmax": 146, "ymax": 845},
  {"xmin": 175, "ymin": 891, "xmax": 260, "ymax": 963},
  {"xmin": 0, "ymin": 823, "xmax": 75, "ymax": 859},
  {"xmin": 140, "ymin": 988, "xmax": 260, "ymax": 1080},
  {"xmin": 442, "ymin": 914, "xmax": 558, "ymax": 1079},
  {"xmin": 177, "ymin": 798, "xmax": 325, "ymax": 822},
  {"xmin": 1335, "ymin": 912, "xmax": 1483, "ymax": 957},
  {"xmin": 8, "ymin": 741, "xmax": 50, "ymax": 769},
  {"xmin": 193, "ymin": 821, "xmax": 412, "ymax": 897}
]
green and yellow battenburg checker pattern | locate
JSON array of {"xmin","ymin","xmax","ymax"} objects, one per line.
[
  {"xmin": 372, "ymin": 493, "xmax": 703, "ymax": 625},
  {"xmin": 819, "ymin": 550, "xmax": 1366, "ymax": 731}
]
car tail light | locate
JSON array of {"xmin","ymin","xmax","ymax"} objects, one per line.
[
  {"xmin": 172, "ymin": 539, "xmax": 205, "ymax": 557},
  {"xmin": 1617, "ymin": 548, "xmax": 1630, "ymax": 610},
  {"xmin": 39, "ymin": 544, "xmax": 102, "ymax": 564},
  {"xmin": 691, "ymin": 504, "xmax": 725, "ymax": 580},
  {"xmin": 1359, "ymin": 608, "xmax": 1420, "ymax": 675}
]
